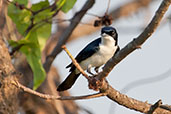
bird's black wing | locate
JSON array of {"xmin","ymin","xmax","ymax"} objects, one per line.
[
  {"xmin": 66, "ymin": 38, "xmax": 101, "ymax": 72},
  {"xmin": 75, "ymin": 38, "xmax": 101, "ymax": 63}
]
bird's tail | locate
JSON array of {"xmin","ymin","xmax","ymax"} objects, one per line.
[{"xmin": 57, "ymin": 71, "xmax": 80, "ymax": 91}]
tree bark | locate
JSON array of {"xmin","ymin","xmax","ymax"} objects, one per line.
[{"xmin": 0, "ymin": 1, "xmax": 19, "ymax": 112}]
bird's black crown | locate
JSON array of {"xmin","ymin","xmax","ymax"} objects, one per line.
[
  {"xmin": 101, "ymin": 26, "xmax": 118, "ymax": 45},
  {"xmin": 101, "ymin": 26, "xmax": 117, "ymax": 38}
]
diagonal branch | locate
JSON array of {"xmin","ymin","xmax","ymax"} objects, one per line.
[
  {"xmin": 110, "ymin": 69, "xmax": 171, "ymax": 114},
  {"xmin": 43, "ymin": 0, "xmax": 95, "ymax": 73},
  {"xmin": 94, "ymin": 0, "xmax": 171, "ymax": 113},
  {"xmin": 61, "ymin": 39, "xmax": 171, "ymax": 113},
  {"xmin": 97, "ymin": 0, "xmax": 171, "ymax": 80},
  {"xmin": 62, "ymin": 45, "xmax": 90, "ymax": 80},
  {"xmin": 99, "ymin": 81, "xmax": 171, "ymax": 114}
]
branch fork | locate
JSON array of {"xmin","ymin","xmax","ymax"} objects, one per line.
[{"xmin": 88, "ymin": 75, "xmax": 105, "ymax": 91}]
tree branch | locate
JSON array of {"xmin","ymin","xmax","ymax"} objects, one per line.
[
  {"xmin": 110, "ymin": 69, "xmax": 171, "ymax": 114},
  {"xmin": 100, "ymin": 81, "xmax": 171, "ymax": 114},
  {"xmin": 93, "ymin": 0, "xmax": 171, "ymax": 113},
  {"xmin": 43, "ymin": 0, "xmax": 95, "ymax": 73},
  {"xmin": 147, "ymin": 100, "xmax": 162, "ymax": 114},
  {"xmin": 97, "ymin": 0, "xmax": 171, "ymax": 80},
  {"xmin": 62, "ymin": 45, "xmax": 90, "ymax": 80},
  {"xmin": 12, "ymin": 80, "xmax": 106, "ymax": 100},
  {"xmin": 60, "ymin": 39, "xmax": 171, "ymax": 113}
]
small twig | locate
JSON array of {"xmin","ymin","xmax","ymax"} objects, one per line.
[
  {"xmin": 33, "ymin": 1, "xmax": 57, "ymax": 15},
  {"xmin": 24, "ymin": 18, "xmax": 34, "ymax": 35},
  {"xmin": 9, "ymin": 44, "xmax": 24, "ymax": 56},
  {"xmin": 147, "ymin": 100, "xmax": 162, "ymax": 114},
  {"xmin": 62, "ymin": 45, "xmax": 90, "ymax": 80},
  {"xmin": 6, "ymin": 0, "xmax": 33, "ymax": 13},
  {"xmin": 12, "ymin": 80, "xmax": 106, "ymax": 100},
  {"xmin": 52, "ymin": 18, "xmax": 93, "ymax": 26},
  {"xmin": 62, "ymin": 45, "xmax": 103, "ymax": 91},
  {"xmin": 105, "ymin": 0, "xmax": 111, "ymax": 14},
  {"xmin": 86, "ymin": 13, "xmax": 101, "ymax": 18},
  {"xmin": 7, "ymin": 0, "xmax": 60, "ymax": 35}
]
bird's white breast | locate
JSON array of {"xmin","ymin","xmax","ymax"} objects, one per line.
[{"xmin": 77, "ymin": 35, "xmax": 118, "ymax": 73}]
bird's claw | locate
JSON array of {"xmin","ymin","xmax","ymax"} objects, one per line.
[{"xmin": 94, "ymin": 67, "xmax": 99, "ymax": 74}]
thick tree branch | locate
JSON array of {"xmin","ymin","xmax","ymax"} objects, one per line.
[
  {"xmin": 147, "ymin": 100, "xmax": 162, "ymax": 114},
  {"xmin": 60, "ymin": 31, "xmax": 171, "ymax": 113},
  {"xmin": 92, "ymin": 0, "xmax": 171, "ymax": 113},
  {"xmin": 0, "ymin": 1, "xmax": 19, "ymax": 111},
  {"xmin": 99, "ymin": 81, "xmax": 171, "ymax": 114},
  {"xmin": 43, "ymin": 0, "xmax": 95, "ymax": 73},
  {"xmin": 97, "ymin": 0, "xmax": 171, "ymax": 80},
  {"xmin": 110, "ymin": 69, "xmax": 171, "ymax": 114}
]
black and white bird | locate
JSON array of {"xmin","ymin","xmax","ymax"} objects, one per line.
[{"xmin": 57, "ymin": 26, "xmax": 120, "ymax": 91}]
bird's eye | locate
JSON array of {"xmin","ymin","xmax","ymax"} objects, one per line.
[{"xmin": 109, "ymin": 31, "xmax": 115, "ymax": 35}]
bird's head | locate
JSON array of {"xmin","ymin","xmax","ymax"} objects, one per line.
[{"xmin": 101, "ymin": 26, "xmax": 118, "ymax": 45}]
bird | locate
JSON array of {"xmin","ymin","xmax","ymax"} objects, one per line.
[{"xmin": 57, "ymin": 26, "xmax": 120, "ymax": 91}]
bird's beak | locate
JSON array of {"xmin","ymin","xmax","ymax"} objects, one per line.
[{"xmin": 101, "ymin": 33, "xmax": 107, "ymax": 37}]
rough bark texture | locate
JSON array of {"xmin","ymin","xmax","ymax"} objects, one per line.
[
  {"xmin": 0, "ymin": 36, "xmax": 19, "ymax": 114},
  {"xmin": 0, "ymin": 22, "xmax": 18, "ymax": 114},
  {"xmin": 0, "ymin": 0, "xmax": 19, "ymax": 113}
]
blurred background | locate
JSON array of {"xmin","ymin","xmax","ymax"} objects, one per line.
[{"xmin": 1, "ymin": 0, "xmax": 171, "ymax": 114}]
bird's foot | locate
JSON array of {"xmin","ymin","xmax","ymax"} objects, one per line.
[
  {"xmin": 87, "ymin": 69, "xmax": 95, "ymax": 76},
  {"xmin": 94, "ymin": 67, "xmax": 100, "ymax": 74}
]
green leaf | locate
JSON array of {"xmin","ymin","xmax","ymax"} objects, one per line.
[
  {"xmin": 23, "ymin": 31, "xmax": 46, "ymax": 90},
  {"xmin": 31, "ymin": 0, "xmax": 49, "ymax": 11},
  {"xmin": 30, "ymin": 1, "xmax": 52, "ymax": 50},
  {"xmin": 57, "ymin": 0, "xmax": 66, "ymax": 10},
  {"xmin": 61, "ymin": 0, "xmax": 77, "ymax": 13},
  {"xmin": 9, "ymin": 31, "xmax": 46, "ymax": 90},
  {"xmin": 36, "ymin": 23, "xmax": 51, "ymax": 50},
  {"xmin": 8, "ymin": 0, "xmax": 53, "ymax": 89},
  {"xmin": 31, "ymin": 0, "xmax": 51, "ymax": 24},
  {"xmin": 8, "ymin": 4, "xmax": 31, "ymax": 35}
]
